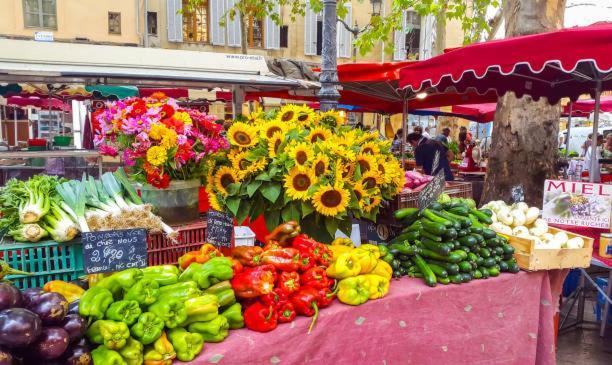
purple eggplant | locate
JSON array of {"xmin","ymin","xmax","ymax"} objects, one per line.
[
  {"xmin": 0, "ymin": 308, "xmax": 42, "ymax": 348},
  {"xmin": 0, "ymin": 346, "xmax": 16, "ymax": 365},
  {"xmin": 61, "ymin": 314, "xmax": 87, "ymax": 343},
  {"xmin": 26, "ymin": 292, "xmax": 68, "ymax": 325},
  {"xmin": 31, "ymin": 327, "xmax": 69, "ymax": 360},
  {"xmin": 21, "ymin": 289, "xmax": 43, "ymax": 307},
  {"xmin": 62, "ymin": 343, "xmax": 92, "ymax": 365},
  {"xmin": 0, "ymin": 283, "xmax": 22, "ymax": 311}
]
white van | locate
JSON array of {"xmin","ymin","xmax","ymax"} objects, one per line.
[{"xmin": 559, "ymin": 127, "xmax": 612, "ymax": 155}]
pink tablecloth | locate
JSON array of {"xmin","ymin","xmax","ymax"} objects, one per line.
[{"xmin": 191, "ymin": 271, "xmax": 556, "ymax": 365}]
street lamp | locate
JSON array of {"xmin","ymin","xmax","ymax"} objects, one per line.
[{"xmin": 337, "ymin": 0, "xmax": 384, "ymax": 62}]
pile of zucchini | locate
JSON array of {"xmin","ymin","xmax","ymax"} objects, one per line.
[{"xmin": 384, "ymin": 199, "xmax": 520, "ymax": 287}]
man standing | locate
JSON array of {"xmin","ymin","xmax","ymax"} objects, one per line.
[
  {"xmin": 584, "ymin": 134, "xmax": 604, "ymax": 182},
  {"xmin": 435, "ymin": 127, "xmax": 451, "ymax": 145},
  {"xmin": 407, "ymin": 132, "xmax": 454, "ymax": 181}
]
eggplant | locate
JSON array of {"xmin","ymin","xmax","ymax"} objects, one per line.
[
  {"xmin": 67, "ymin": 300, "xmax": 80, "ymax": 316},
  {"xmin": 0, "ymin": 308, "xmax": 42, "ymax": 348},
  {"xmin": 0, "ymin": 283, "xmax": 22, "ymax": 311},
  {"xmin": 62, "ymin": 343, "xmax": 92, "ymax": 365},
  {"xmin": 0, "ymin": 346, "xmax": 16, "ymax": 365},
  {"xmin": 61, "ymin": 314, "xmax": 87, "ymax": 343},
  {"xmin": 21, "ymin": 289, "xmax": 43, "ymax": 307},
  {"xmin": 31, "ymin": 327, "xmax": 69, "ymax": 360},
  {"xmin": 26, "ymin": 292, "xmax": 68, "ymax": 325}
]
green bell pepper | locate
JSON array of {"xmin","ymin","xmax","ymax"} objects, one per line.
[
  {"xmin": 203, "ymin": 280, "xmax": 236, "ymax": 307},
  {"xmin": 124, "ymin": 278, "xmax": 159, "ymax": 306},
  {"xmin": 142, "ymin": 265, "xmax": 180, "ymax": 276},
  {"xmin": 105, "ymin": 300, "xmax": 142, "ymax": 325},
  {"xmin": 79, "ymin": 286, "xmax": 114, "ymax": 321},
  {"xmin": 179, "ymin": 257, "xmax": 234, "ymax": 289},
  {"xmin": 157, "ymin": 281, "xmax": 201, "ymax": 302},
  {"xmin": 220, "ymin": 302, "xmax": 244, "ymax": 329},
  {"xmin": 118, "ymin": 337, "xmax": 143, "ymax": 365},
  {"xmin": 167, "ymin": 328, "xmax": 204, "ymax": 362},
  {"xmin": 130, "ymin": 312, "xmax": 165, "ymax": 345},
  {"xmin": 180, "ymin": 294, "xmax": 219, "ymax": 326},
  {"xmin": 87, "ymin": 320, "xmax": 131, "ymax": 350},
  {"xmin": 187, "ymin": 315, "xmax": 229, "ymax": 343},
  {"xmin": 96, "ymin": 268, "xmax": 144, "ymax": 297},
  {"xmin": 143, "ymin": 332, "xmax": 176, "ymax": 365},
  {"xmin": 148, "ymin": 298, "xmax": 188, "ymax": 329},
  {"xmin": 142, "ymin": 266, "xmax": 179, "ymax": 286},
  {"xmin": 91, "ymin": 345, "xmax": 127, "ymax": 365}
]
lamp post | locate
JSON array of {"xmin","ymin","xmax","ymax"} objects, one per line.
[{"xmin": 338, "ymin": 0, "xmax": 383, "ymax": 62}]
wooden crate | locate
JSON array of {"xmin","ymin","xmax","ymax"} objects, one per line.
[{"xmin": 507, "ymin": 227, "xmax": 594, "ymax": 271}]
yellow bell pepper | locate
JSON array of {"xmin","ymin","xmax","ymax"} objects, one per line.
[
  {"xmin": 43, "ymin": 280, "xmax": 85, "ymax": 303},
  {"xmin": 326, "ymin": 252, "xmax": 361, "ymax": 279},
  {"xmin": 352, "ymin": 247, "xmax": 378, "ymax": 274},
  {"xmin": 369, "ymin": 260, "xmax": 392, "ymax": 280},
  {"xmin": 329, "ymin": 245, "xmax": 353, "ymax": 261},
  {"xmin": 331, "ymin": 238, "xmax": 354, "ymax": 247},
  {"xmin": 357, "ymin": 244, "xmax": 381, "ymax": 259},
  {"xmin": 362, "ymin": 274, "xmax": 390, "ymax": 300},
  {"xmin": 337, "ymin": 276, "xmax": 370, "ymax": 305}
]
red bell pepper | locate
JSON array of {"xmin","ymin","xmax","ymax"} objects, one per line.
[
  {"xmin": 300, "ymin": 267, "xmax": 332, "ymax": 289},
  {"xmin": 231, "ymin": 246, "xmax": 263, "ymax": 267},
  {"xmin": 260, "ymin": 288, "xmax": 287, "ymax": 308},
  {"xmin": 177, "ymin": 244, "xmax": 222, "ymax": 270},
  {"xmin": 244, "ymin": 301, "xmax": 278, "ymax": 332},
  {"xmin": 277, "ymin": 271, "xmax": 300, "ymax": 295},
  {"xmin": 231, "ymin": 258, "xmax": 244, "ymax": 275},
  {"xmin": 315, "ymin": 286, "xmax": 336, "ymax": 308},
  {"xmin": 289, "ymin": 286, "xmax": 320, "ymax": 333},
  {"xmin": 277, "ymin": 302, "xmax": 296, "ymax": 323},
  {"xmin": 263, "ymin": 241, "xmax": 282, "ymax": 251},
  {"xmin": 297, "ymin": 252, "xmax": 315, "ymax": 272},
  {"xmin": 314, "ymin": 243, "xmax": 333, "ymax": 267},
  {"xmin": 230, "ymin": 265, "xmax": 276, "ymax": 299},
  {"xmin": 291, "ymin": 235, "xmax": 318, "ymax": 254},
  {"xmin": 261, "ymin": 248, "xmax": 300, "ymax": 272},
  {"xmin": 264, "ymin": 221, "xmax": 301, "ymax": 246}
]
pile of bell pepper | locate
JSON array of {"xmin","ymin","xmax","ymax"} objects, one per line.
[
  {"xmin": 326, "ymin": 239, "xmax": 392, "ymax": 306},
  {"xmin": 229, "ymin": 222, "xmax": 335, "ymax": 333},
  {"xmin": 80, "ymin": 244, "xmax": 244, "ymax": 364}
]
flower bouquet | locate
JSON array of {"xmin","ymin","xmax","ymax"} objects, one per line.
[{"xmin": 207, "ymin": 105, "xmax": 403, "ymax": 242}]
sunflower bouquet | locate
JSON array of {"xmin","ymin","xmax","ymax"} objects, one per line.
[
  {"xmin": 94, "ymin": 93, "xmax": 229, "ymax": 188},
  {"xmin": 207, "ymin": 104, "xmax": 403, "ymax": 242}
]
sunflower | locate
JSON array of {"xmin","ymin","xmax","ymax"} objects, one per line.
[
  {"xmin": 248, "ymin": 157, "xmax": 268, "ymax": 175},
  {"xmin": 356, "ymin": 153, "xmax": 377, "ymax": 174},
  {"xmin": 284, "ymin": 167, "xmax": 316, "ymax": 201},
  {"xmin": 361, "ymin": 141, "xmax": 381, "ymax": 155},
  {"xmin": 335, "ymin": 162, "xmax": 355, "ymax": 182},
  {"xmin": 229, "ymin": 150, "xmax": 251, "ymax": 171},
  {"xmin": 267, "ymin": 132, "xmax": 285, "ymax": 158},
  {"xmin": 357, "ymin": 132, "xmax": 378, "ymax": 144},
  {"xmin": 206, "ymin": 185, "xmax": 224, "ymax": 211},
  {"xmin": 352, "ymin": 181, "xmax": 369, "ymax": 210},
  {"xmin": 245, "ymin": 107, "xmax": 265, "ymax": 122},
  {"xmin": 227, "ymin": 122, "xmax": 258, "ymax": 148},
  {"xmin": 312, "ymin": 182, "xmax": 350, "ymax": 217},
  {"xmin": 362, "ymin": 194, "xmax": 382, "ymax": 213},
  {"xmin": 214, "ymin": 166, "xmax": 239, "ymax": 196},
  {"xmin": 323, "ymin": 142, "xmax": 356, "ymax": 162},
  {"xmin": 261, "ymin": 120, "xmax": 288, "ymax": 140},
  {"xmin": 360, "ymin": 170, "xmax": 383, "ymax": 190},
  {"xmin": 307, "ymin": 126, "xmax": 332, "ymax": 143},
  {"xmin": 288, "ymin": 142, "xmax": 314, "ymax": 167},
  {"xmin": 295, "ymin": 105, "xmax": 317, "ymax": 125},
  {"xmin": 277, "ymin": 105, "xmax": 301, "ymax": 124},
  {"xmin": 312, "ymin": 153, "xmax": 330, "ymax": 177},
  {"xmin": 318, "ymin": 110, "xmax": 346, "ymax": 126}
]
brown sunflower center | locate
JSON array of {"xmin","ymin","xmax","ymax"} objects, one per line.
[
  {"xmin": 363, "ymin": 177, "xmax": 377, "ymax": 189},
  {"xmin": 292, "ymin": 174, "xmax": 311, "ymax": 191},
  {"xmin": 314, "ymin": 161, "xmax": 326, "ymax": 176},
  {"xmin": 297, "ymin": 113, "xmax": 309, "ymax": 122},
  {"xmin": 296, "ymin": 150, "xmax": 308, "ymax": 165},
  {"xmin": 363, "ymin": 147, "xmax": 374, "ymax": 154},
  {"xmin": 281, "ymin": 111, "xmax": 294, "ymax": 122},
  {"xmin": 233, "ymin": 131, "xmax": 252, "ymax": 145},
  {"xmin": 220, "ymin": 174, "xmax": 235, "ymax": 188},
  {"xmin": 310, "ymin": 133, "xmax": 325, "ymax": 142},
  {"xmin": 239, "ymin": 159, "xmax": 250, "ymax": 170},
  {"xmin": 342, "ymin": 166, "xmax": 352, "ymax": 178},
  {"xmin": 273, "ymin": 138, "xmax": 282, "ymax": 153},
  {"xmin": 321, "ymin": 189, "xmax": 342, "ymax": 207},
  {"xmin": 378, "ymin": 164, "xmax": 386, "ymax": 174},
  {"xmin": 355, "ymin": 190, "xmax": 363, "ymax": 200},
  {"xmin": 358, "ymin": 160, "xmax": 371, "ymax": 172},
  {"xmin": 266, "ymin": 126, "xmax": 282, "ymax": 138}
]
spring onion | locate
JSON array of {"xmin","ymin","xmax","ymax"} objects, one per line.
[
  {"xmin": 39, "ymin": 200, "xmax": 79, "ymax": 242},
  {"xmin": 8, "ymin": 223, "xmax": 48, "ymax": 242}
]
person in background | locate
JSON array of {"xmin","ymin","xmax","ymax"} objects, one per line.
[
  {"xmin": 407, "ymin": 132, "xmax": 454, "ymax": 181},
  {"xmin": 423, "ymin": 126, "xmax": 431, "ymax": 138},
  {"xmin": 584, "ymin": 134, "xmax": 604, "ymax": 182},
  {"xmin": 603, "ymin": 134, "xmax": 612, "ymax": 159},
  {"xmin": 392, "ymin": 128, "xmax": 403, "ymax": 152},
  {"xmin": 458, "ymin": 126, "xmax": 468, "ymax": 154},
  {"xmin": 581, "ymin": 134, "xmax": 592, "ymax": 157},
  {"xmin": 435, "ymin": 127, "xmax": 451, "ymax": 145},
  {"xmin": 413, "ymin": 125, "xmax": 423, "ymax": 136}
]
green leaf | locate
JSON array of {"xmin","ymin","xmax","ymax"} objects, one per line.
[
  {"xmin": 255, "ymin": 172, "xmax": 271, "ymax": 181},
  {"xmin": 301, "ymin": 201, "xmax": 315, "ymax": 217},
  {"xmin": 249, "ymin": 194, "xmax": 265, "ymax": 221},
  {"xmin": 235, "ymin": 199, "xmax": 251, "ymax": 225},
  {"xmin": 281, "ymin": 202, "xmax": 301, "ymax": 223},
  {"xmin": 246, "ymin": 180, "xmax": 263, "ymax": 198},
  {"xmin": 324, "ymin": 217, "xmax": 339, "ymax": 238},
  {"xmin": 338, "ymin": 218, "xmax": 353, "ymax": 237},
  {"xmin": 225, "ymin": 197, "xmax": 241, "ymax": 217},
  {"xmin": 264, "ymin": 209, "xmax": 281, "ymax": 232},
  {"xmin": 261, "ymin": 183, "xmax": 281, "ymax": 203},
  {"xmin": 226, "ymin": 183, "xmax": 241, "ymax": 196}
]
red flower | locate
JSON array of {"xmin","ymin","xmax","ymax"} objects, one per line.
[
  {"xmin": 147, "ymin": 170, "xmax": 170, "ymax": 189},
  {"xmin": 175, "ymin": 141, "xmax": 194, "ymax": 165},
  {"xmin": 160, "ymin": 104, "xmax": 175, "ymax": 119},
  {"xmin": 128, "ymin": 100, "xmax": 147, "ymax": 118},
  {"xmin": 162, "ymin": 117, "xmax": 184, "ymax": 134}
]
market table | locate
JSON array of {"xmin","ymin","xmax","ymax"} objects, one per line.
[{"xmin": 191, "ymin": 271, "xmax": 556, "ymax": 365}]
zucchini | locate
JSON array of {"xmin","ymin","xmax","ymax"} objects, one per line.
[
  {"xmin": 391, "ymin": 259, "xmax": 402, "ymax": 270},
  {"xmin": 468, "ymin": 214, "xmax": 483, "ymax": 229},
  {"xmin": 401, "ymin": 220, "xmax": 423, "ymax": 233},
  {"xmin": 425, "ymin": 260, "xmax": 460, "ymax": 275},
  {"xmin": 452, "ymin": 240, "xmax": 461, "ymax": 249},
  {"xmin": 476, "ymin": 256, "xmax": 484, "ymax": 267},
  {"xmin": 428, "ymin": 202, "xmax": 444, "ymax": 211},
  {"xmin": 389, "ymin": 231, "xmax": 419, "ymax": 245},
  {"xmin": 505, "ymin": 259, "xmax": 520, "ymax": 273},
  {"xmin": 394, "ymin": 207, "xmax": 419, "ymax": 220},
  {"xmin": 499, "ymin": 261, "xmax": 509, "ymax": 272},
  {"xmin": 481, "ymin": 267, "xmax": 490, "ymax": 279},
  {"xmin": 378, "ymin": 245, "xmax": 389, "ymax": 257},
  {"xmin": 419, "ymin": 248, "xmax": 464, "ymax": 263},
  {"xmin": 423, "ymin": 209, "xmax": 453, "ymax": 227},
  {"xmin": 442, "ymin": 228, "xmax": 458, "ymax": 240},
  {"xmin": 441, "ymin": 210, "xmax": 472, "ymax": 228},
  {"xmin": 478, "ymin": 208, "xmax": 493, "ymax": 217},
  {"xmin": 448, "ymin": 206, "xmax": 470, "ymax": 215},
  {"xmin": 450, "ymin": 249, "xmax": 468, "ymax": 261},
  {"xmin": 413, "ymin": 254, "xmax": 437, "ymax": 287},
  {"xmin": 461, "ymin": 273, "xmax": 472, "ymax": 283},
  {"xmin": 400, "ymin": 260, "xmax": 414, "ymax": 270},
  {"xmin": 482, "ymin": 257, "xmax": 496, "ymax": 268},
  {"xmin": 501, "ymin": 244, "xmax": 515, "ymax": 256},
  {"xmin": 471, "ymin": 233, "xmax": 485, "ymax": 244},
  {"xmin": 434, "ymin": 211, "xmax": 463, "ymax": 230},
  {"xmin": 458, "ymin": 235, "xmax": 478, "ymax": 247},
  {"xmin": 458, "ymin": 261, "xmax": 473, "ymax": 273},
  {"xmin": 437, "ymin": 276, "xmax": 451, "ymax": 285},
  {"xmin": 421, "ymin": 238, "xmax": 452, "ymax": 256},
  {"xmin": 449, "ymin": 274, "xmax": 463, "ymax": 284},
  {"xmin": 471, "ymin": 208, "xmax": 493, "ymax": 225},
  {"xmin": 485, "ymin": 237, "xmax": 500, "ymax": 247},
  {"xmin": 469, "ymin": 226, "xmax": 483, "ymax": 235},
  {"xmin": 473, "ymin": 269, "xmax": 483, "ymax": 279},
  {"xmin": 428, "ymin": 263, "xmax": 449, "ymax": 278},
  {"xmin": 419, "ymin": 229, "xmax": 443, "ymax": 242},
  {"xmin": 397, "ymin": 254, "xmax": 412, "ymax": 261},
  {"xmin": 478, "ymin": 247, "xmax": 491, "ymax": 258},
  {"xmin": 388, "ymin": 243, "xmax": 419, "ymax": 256},
  {"xmin": 486, "ymin": 267, "xmax": 500, "ymax": 277},
  {"xmin": 481, "ymin": 228, "xmax": 497, "ymax": 240},
  {"xmin": 493, "ymin": 246, "xmax": 504, "ymax": 256},
  {"xmin": 421, "ymin": 218, "xmax": 447, "ymax": 236},
  {"xmin": 467, "ymin": 252, "xmax": 479, "ymax": 265},
  {"xmin": 460, "ymin": 246, "xmax": 471, "ymax": 253}
]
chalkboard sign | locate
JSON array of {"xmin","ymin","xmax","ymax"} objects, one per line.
[
  {"xmin": 511, "ymin": 185, "xmax": 525, "ymax": 203},
  {"xmin": 418, "ymin": 170, "xmax": 446, "ymax": 211},
  {"xmin": 81, "ymin": 229, "xmax": 148, "ymax": 274},
  {"xmin": 206, "ymin": 210, "xmax": 234, "ymax": 248},
  {"xmin": 432, "ymin": 150, "xmax": 440, "ymax": 175}
]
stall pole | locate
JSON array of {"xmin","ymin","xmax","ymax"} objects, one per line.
[
  {"xmin": 13, "ymin": 108, "xmax": 17, "ymax": 147},
  {"xmin": 589, "ymin": 80, "xmax": 602, "ymax": 183},
  {"xmin": 0, "ymin": 105, "xmax": 4, "ymax": 141},
  {"xmin": 317, "ymin": 0, "xmax": 340, "ymax": 112},
  {"xmin": 401, "ymin": 94, "xmax": 408, "ymax": 169},
  {"xmin": 565, "ymin": 103, "xmax": 572, "ymax": 157},
  {"xmin": 232, "ymin": 87, "xmax": 245, "ymax": 118}
]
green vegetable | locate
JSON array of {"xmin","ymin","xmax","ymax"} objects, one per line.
[
  {"xmin": 437, "ymin": 276, "xmax": 450, "ymax": 285},
  {"xmin": 157, "ymin": 281, "xmax": 201, "ymax": 302},
  {"xmin": 56, "ymin": 176, "xmax": 90, "ymax": 232},
  {"xmin": 467, "ymin": 252, "xmax": 479, "ymax": 264},
  {"xmin": 470, "ymin": 208, "xmax": 493, "ymax": 225},
  {"xmin": 419, "ymin": 229, "xmax": 443, "ymax": 242},
  {"xmin": 87, "ymin": 320, "xmax": 131, "ymax": 350},
  {"xmin": 221, "ymin": 302, "xmax": 244, "ymax": 329},
  {"xmin": 118, "ymin": 337, "xmax": 144, "ymax": 365},
  {"xmin": 427, "ymin": 263, "xmax": 448, "ymax": 278},
  {"xmin": 473, "ymin": 269, "xmax": 483, "ymax": 279},
  {"xmin": 448, "ymin": 206, "xmax": 469, "ymax": 215},
  {"xmin": 105, "ymin": 300, "xmax": 142, "ymax": 325},
  {"xmin": 39, "ymin": 200, "xmax": 79, "ymax": 242},
  {"xmin": 442, "ymin": 228, "xmax": 458, "ymax": 240},
  {"xmin": 130, "ymin": 312, "xmax": 165, "ymax": 345},
  {"xmin": 91, "ymin": 346, "xmax": 127, "ymax": 365},
  {"xmin": 469, "ymin": 226, "xmax": 483, "ymax": 235},
  {"xmin": 167, "ymin": 327, "xmax": 204, "ymax": 362},
  {"xmin": 389, "ymin": 231, "xmax": 420, "ymax": 245},
  {"xmin": 149, "ymin": 298, "xmax": 188, "ymax": 329},
  {"xmin": 458, "ymin": 261, "xmax": 472, "ymax": 273},
  {"xmin": 428, "ymin": 202, "xmax": 444, "ymax": 211},
  {"xmin": 487, "ymin": 267, "xmax": 500, "ymax": 277},
  {"xmin": 79, "ymin": 286, "xmax": 114, "ymax": 321},
  {"xmin": 421, "ymin": 218, "xmax": 447, "ymax": 236},
  {"xmin": 458, "ymin": 235, "xmax": 477, "ymax": 247},
  {"xmin": 423, "ymin": 209, "xmax": 453, "ymax": 227},
  {"xmin": 181, "ymin": 294, "xmax": 220, "ymax": 326},
  {"xmin": 419, "ymin": 248, "xmax": 463, "ymax": 263},
  {"xmin": 482, "ymin": 257, "xmax": 496, "ymax": 268},
  {"xmin": 420, "ymin": 238, "xmax": 452, "ymax": 256},
  {"xmin": 437, "ymin": 210, "xmax": 469, "ymax": 228},
  {"xmin": 124, "ymin": 278, "xmax": 159, "ymax": 306},
  {"xmin": 499, "ymin": 261, "xmax": 509, "ymax": 272},
  {"xmin": 481, "ymin": 228, "xmax": 497, "ymax": 239},
  {"xmin": 478, "ymin": 208, "xmax": 493, "ymax": 217},
  {"xmin": 413, "ymin": 254, "xmax": 437, "ymax": 287},
  {"xmin": 449, "ymin": 274, "xmax": 463, "ymax": 284},
  {"xmin": 179, "ymin": 257, "xmax": 234, "ymax": 289},
  {"xmin": 388, "ymin": 243, "xmax": 419, "ymax": 256},
  {"xmin": 188, "ymin": 315, "xmax": 230, "ymax": 343},
  {"xmin": 401, "ymin": 220, "xmax": 423, "ymax": 233},
  {"xmin": 394, "ymin": 207, "xmax": 419, "ymax": 220},
  {"xmin": 7, "ymin": 223, "xmax": 48, "ymax": 242},
  {"xmin": 478, "ymin": 248, "xmax": 491, "ymax": 258},
  {"xmin": 203, "ymin": 280, "xmax": 236, "ymax": 307},
  {"xmin": 424, "ymin": 259, "xmax": 460, "ymax": 274}
]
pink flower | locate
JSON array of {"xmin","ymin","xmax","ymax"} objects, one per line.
[
  {"xmin": 123, "ymin": 149, "xmax": 136, "ymax": 166},
  {"xmin": 99, "ymin": 144, "xmax": 118, "ymax": 157}
]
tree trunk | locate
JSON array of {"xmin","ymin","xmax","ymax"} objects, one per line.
[
  {"xmin": 240, "ymin": 12, "xmax": 248, "ymax": 54},
  {"xmin": 434, "ymin": 1, "xmax": 447, "ymax": 56},
  {"xmin": 481, "ymin": 0, "xmax": 565, "ymax": 206}
]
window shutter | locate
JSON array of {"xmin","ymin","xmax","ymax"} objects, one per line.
[
  {"xmin": 226, "ymin": 0, "xmax": 242, "ymax": 47},
  {"xmin": 265, "ymin": 4, "xmax": 281, "ymax": 49},
  {"xmin": 393, "ymin": 11, "xmax": 407, "ymax": 61},
  {"xmin": 210, "ymin": 0, "xmax": 226, "ymax": 45},
  {"xmin": 166, "ymin": 0, "xmax": 183, "ymax": 42},
  {"xmin": 337, "ymin": 3, "xmax": 352, "ymax": 58},
  {"xmin": 420, "ymin": 14, "xmax": 435, "ymax": 60},
  {"xmin": 304, "ymin": 2, "xmax": 317, "ymax": 55}
]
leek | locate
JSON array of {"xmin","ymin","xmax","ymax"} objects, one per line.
[
  {"xmin": 39, "ymin": 201, "xmax": 79, "ymax": 242},
  {"xmin": 8, "ymin": 223, "xmax": 48, "ymax": 242},
  {"xmin": 56, "ymin": 177, "xmax": 90, "ymax": 233},
  {"xmin": 101, "ymin": 172, "xmax": 129, "ymax": 210}
]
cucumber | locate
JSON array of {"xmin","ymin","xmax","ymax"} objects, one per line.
[
  {"xmin": 429, "ymin": 202, "xmax": 444, "ymax": 211},
  {"xmin": 461, "ymin": 273, "xmax": 472, "ymax": 282},
  {"xmin": 473, "ymin": 269, "xmax": 483, "ymax": 279},
  {"xmin": 394, "ymin": 207, "xmax": 420, "ymax": 220},
  {"xmin": 478, "ymin": 248, "xmax": 491, "ymax": 258},
  {"xmin": 421, "ymin": 238, "xmax": 452, "ymax": 256},
  {"xmin": 413, "ymin": 254, "xmax": 437, "ymax": 287},
  {"xmin": 437, "ymin": 276, "xmax": 451, "ymax": 285},
  {"xmin": 470, "ymin": 208, "xmax": 493, "ymax": 225},
  {"xmin": 421, "ymin": 218, "xmax": 447, "ymax": 236},
  {"xmin": 441, "ymin": 210, "xmax": 472, "ymax": 228},
  {"xmin": 449, "ymin": 274, "xmax": 463, "ymax": 284},
  {"xmin": 478, "ymin": 208, "xmax": 493, "ymax": 217},
  {"xmin": 482, "ymin": 228, "xmax": 497, "ymax": 239},
  {"xmin": 448, "ymin": 206, "xmax": 470, "ymax": 215},
  {"xmin": 467, "ymin": 252, "xmax": 479, "ymax": 265},
  {"xmin": 425, "ymin": 260, "xmax": 460, "ymax": 275},
  {"xmin": 499, "ymin": 261, "xmax": 509, "ymax": 272},
  {"xmin": 502, "ymin": 244, "xmax": 515, "ymax": 256},
  {"xmin": 458, "ymin": 261, "xmax": 473, "ymax": 273},
  {"xmin": 482, "ymin": 257, "xmax": 496, "ymax": 268},
  {"xmin": 389, "ymin": 231, "xmax": 420, "ymax": 245},
  {"xmin": 458, "ymin": 235, "xmax": 478, "ymax": 247},
  {"xmin": 486, "ymin": 267, "xmax": 500, "ymax": 277},
  {"xmin": 481, "ymin": 267, "xmax": 490, "ymax": 279},
  {"xmin": 469, "ymin": 226, "xmax": 483, "ymax": 235},
  {"xmin": 428, "ymin": 263, "xmax": 449, "ymax": 278},
  {"xmin": 402, "ymin": 220, "xmax": 423, "ymax": 233},
  {"xmin": 471, "ymin": 233, "xmax": 485, "ymax": 244},
  {"xmin": 419, "ymin": 229, "xmax": 443, "ymax": 242},
  {"xmin": 419, "ymin": 248, "xmax": 464, "ymax": 263},
  {"xmin": 388, "ymin": 243, "xmax": 419, "ymax": 256},
  {"xmin": 442, "ymin": 228, "xmax": 458, "ymax": 240},
  {"xmin": 423, "ymin": 209, "xmax": 454, "ymax": 228}
]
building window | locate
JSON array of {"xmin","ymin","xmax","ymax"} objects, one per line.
[
  {"xmin": 247, "ymin": 17, "xmax": 264, "ymax": 48},
  {"xmin": 108, "ymin": 12, "xmax": 121, "ymax": 35},
  {"xmin": 280, "ymin": 25, "xmax": 288, "ymax": 48},
  {"xmin": 405, "ymin": 11, "xmax": 420, "ymax": 59},
  {"xmin": 183, "ymin": 0, "xmax": 208, "ymax": 43},
  {"xmin": 316, "ymin": 14, "xmax": 323, "ymax": 56},
  {"xmin": 23, "ymin": 0, "xmax": 57, "ymax": 29},
  {"xmin": 147, "ymin": 11, "xmax": 158, "ymax": 35}
]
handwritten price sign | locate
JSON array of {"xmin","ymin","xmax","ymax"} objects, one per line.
[{"xmin": 82, "ymin": 229, "xmax": 148, "ymax": 274}]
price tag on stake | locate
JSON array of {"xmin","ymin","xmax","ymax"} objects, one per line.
[
  {"xmin": 81, "ymin": 229, "xmax": 148, "ymax": 274},
  {"xmin": 511, "ymin": 185, "xmax": 525, "ymax": 203},
  {"xmin": 418, "ymin": 170, "xmax": 446, "ymax": 212},
  {"xmin": 206, "ymin": 210, "xmax": 234, "ymax": 248}
]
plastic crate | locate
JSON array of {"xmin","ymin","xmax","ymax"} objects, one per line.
[
  {"xmin": 0, "ymin": 240, "xmax": 84, "ymax": 289},
  {"xmin": 390, "ymin": 181, "xmax": 473, "ymax": 211},
  {"xmin": 147, "ymin": 221, "xmax": 207, "ymax": 266}
]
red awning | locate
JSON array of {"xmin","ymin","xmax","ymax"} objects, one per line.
[
  {"xmin": 399, "ymin": 23, "xmax": 612, "ymax": 104},
  {"xmin": 6, "ymin": 96, "xmax": 70, "ymax": 111},
  {"xmin": 564, "ymin": 96, "xmax": 612, "ymax": 114}
]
